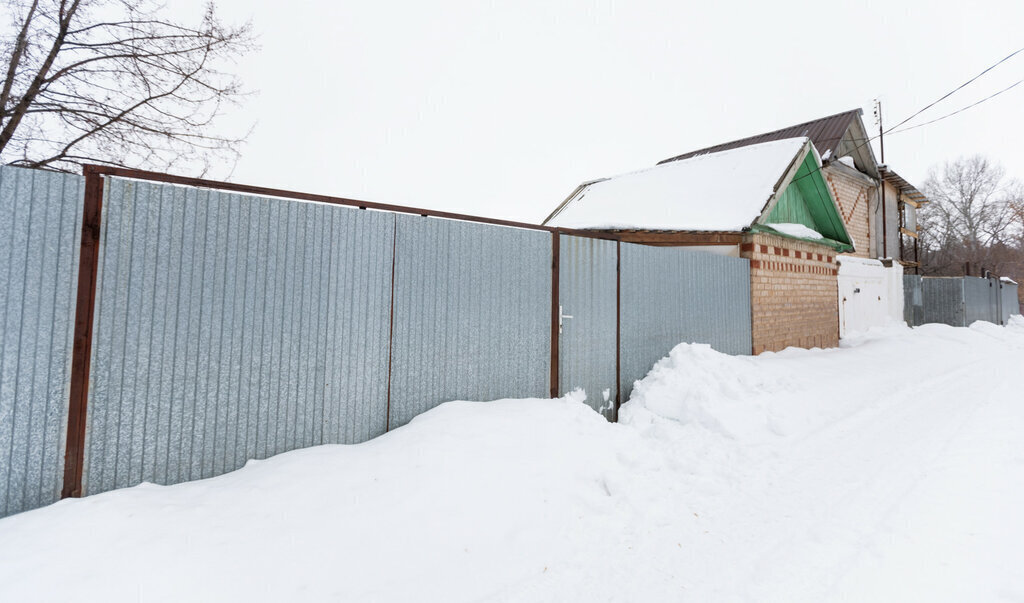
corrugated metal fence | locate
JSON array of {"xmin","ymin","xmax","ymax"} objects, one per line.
[
  {"xmin": 1, "ymin": 164, "xmax": 754, "ymax": 518},
  {"xmin": 389, "ymin": 215, "xmax": 552, "ymax": 429},
  {"xmin": 82, "ymin": 178, "xmax": 397, "ymax": 494},
  {"xmin": 557, "ymin": 235, "xmax": 618, "ymax": 419},
  {"xmin": 0, "ymin": 167, "xmax": 84, "ymax": 517},
  {"xmin": 909, "ymin": 276, "xmax": 1020, "ymax": 327},
  {"xmin": 1001, "ymin": 281, "xmax": 1021, "ymax": 324},
  {"xmin": 619, "ymin": 244, "xmax": 752, "ymax": 403},
  {"xmin": 903, "ymin": 275, "xmax": 924, "ymax": 327}
]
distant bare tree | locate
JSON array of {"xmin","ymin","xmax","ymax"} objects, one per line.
[
  {"xmin": 919, "ymin": 155, "xmax": 1021, "ymax": 276},
  {"xmin": 0, "ymin": 0, "xmax": 253, "ymax": 175},
  {"xmin": 1006, "ymin": 185, "xmax": 1024, "ymax": 250},
  {"xmin": 1000, "ymin": 187, "xmax": 1024, "ymax": 291}
]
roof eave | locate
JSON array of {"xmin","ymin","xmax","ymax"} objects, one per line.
[
  {"xmin": 752, "ymin": 138, "xmax": 815, "ymax": 228},
  {"xmin": 753, "ymin": 139, "xmax": 856, "ymax": 251},
  {"xmin": 542, "ymin": 180, "xmax": 603, "ymax": 226}
]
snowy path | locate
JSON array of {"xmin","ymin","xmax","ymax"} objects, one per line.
[
  {"xmin": 712, "ymin": 327, "xmax": 1024, "ymax": 600},
  {"xmin": 0, "ymin": 320, "xmax": 1022, "ymax": 601}
]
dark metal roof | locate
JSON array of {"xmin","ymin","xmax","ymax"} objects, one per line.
[
  {"xmin": 658, "ymin": 109, "xmax": 864, "ymax": 165},
  {"xmin": 882, "ymin": 168, "xmax": 929, "ymax": 204}
]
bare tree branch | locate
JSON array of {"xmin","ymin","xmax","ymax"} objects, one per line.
[
  {"xmin": 1, "ymin": 0, "xmax": 254, "ymax": 175},
  {"xmin": 920, "ymin": 155, "xmax": 1024, "ymax": 279}
]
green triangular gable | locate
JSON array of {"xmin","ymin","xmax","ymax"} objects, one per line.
[{"xmin": 755, "ymin": 151, "xmax": 854, "ymax": 253}]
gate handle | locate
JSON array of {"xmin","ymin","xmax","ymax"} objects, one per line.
[{"xmin": 559, "ymin": 305, "xmax": 573, "ymax": 333}]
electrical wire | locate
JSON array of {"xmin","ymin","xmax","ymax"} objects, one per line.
[
  {"xmin": 779, "ymin": 45, "xmax": 1024, "ymax": 188},
  {"xmin": 888, "ymin": 77, "xmax": 1024, "ymax": 135},
  {"xmin": 884, "ymin": 46, "xmax": 1024, "ymax": 134}
]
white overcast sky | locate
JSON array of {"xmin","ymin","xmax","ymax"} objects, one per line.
[{"xmin": 172, "ymin": 0, "xmax": 1024, "ymax": 223}]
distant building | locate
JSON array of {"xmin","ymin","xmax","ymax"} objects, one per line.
[
  {"xmin": 657, "ymin": 108, "xmax": 927, "ymax": 268},
  {"xmin": 543, "ymin": 109, "xmax": 929, "ymax": 352},
  {"xmin": 544, "ymin": 136, "xmax": 852, "ymax": 354}
]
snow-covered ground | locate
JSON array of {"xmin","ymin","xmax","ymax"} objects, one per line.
[{"xmin": 2, "ymin": 319, "xmax": 1023, "ymax": 602}]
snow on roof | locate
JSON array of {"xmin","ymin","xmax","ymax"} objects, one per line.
[
  {"xmin": 545, "ymin": 137, "xmax": 809, "ymax": 231},
  {"xmin": 836, "ymin": 255, "xmax": 885, "ymax": 267},
  {"xmin": 767, "ymin": 222, "xmax": 823, "ymax": 240}
]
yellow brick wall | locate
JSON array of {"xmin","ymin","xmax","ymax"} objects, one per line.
[
  {"xmin": 824, "ymin": 166, "xmax": 872, "ymax": 258},
  {"xmin": 740, "ymin": 233, "xmax": 838, "ymax": 354}
]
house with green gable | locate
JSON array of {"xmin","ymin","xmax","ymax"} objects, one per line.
[{"xmin": 543, "ymin": 135, "xmax": 853, "ymax": 353}]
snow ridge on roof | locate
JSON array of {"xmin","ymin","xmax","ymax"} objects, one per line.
[{"xmin": 545, "ymin": 137, "xmax": 809, "ymax": 232}]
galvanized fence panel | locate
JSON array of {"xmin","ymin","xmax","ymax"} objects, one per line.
[
  {"xmin": 922, "ymin": 278, "xmax": 965, "ymax": 327},
  {"xmin": 963, "ymin": 276, "xmax": 998, "ymax": 325},
  {"xmin": 903, "ymin": 275, "xmax": 924, "ymax": 327},
  {"xmin": 0, "ymin": 166, "xmax": 84, "ymax": 518},
  {"xmin": 322, "ymin": 207, "xmax": 394, "ymax": 444},
  {"xmin": 83, "ymin": 178, "xmax": 394, "ymax": 495},
  {"xmin": 388, "ymin": 215, "xmax": 551, "ymax": 429},
  {"xmin": 558, "ymin": 235, "xmax": 618, "ymax": 419},
  {"xmin": 1001, "ymin": 281, "xmax": 1021, "ymax": 324},
  {"xmin": 619, "ymin": 245, "xmax": 751, "ymax": 403}
]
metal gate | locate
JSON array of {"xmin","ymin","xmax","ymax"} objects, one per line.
[{"xmin": 557, "ymin": 235, "xmax": 618, "ymax": 420}]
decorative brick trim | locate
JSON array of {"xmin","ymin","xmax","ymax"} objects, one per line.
[
  {"xmin": 827, "ymin": 172, "xmax": 869, "ymax": 223},
  {"xmin": 740, "ymin": 231, "xmax": 840, "ymax": 354}
]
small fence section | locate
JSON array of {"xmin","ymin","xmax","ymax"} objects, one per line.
[
  {"xmin": 618, "ymin": 245, "xmax": 751, "ymax": 403},
  {"xmin": 388, "ymin": 215, "xmax": 553, "ymax": 429},
  {"xmin": 83, "ymin": 178, "xmax": 398, "ymax": 494},
  {"xmin": 0, "ymin": 164, "xmax": 753, "ymax": 518},
  {"xmin": 1001, "ymin": 280, "xmax": 1021, "ymax": 324},
  {"xmin": 903, "ymin": 275, "xmax": 924, "ymax": 327},
  {"xmin": 0, "ymin": 167, "xmax": 84, "ymax": 518},
  {"xmin": 905, "ymin": 275, "xmax": 1020, "ymax": 327}
]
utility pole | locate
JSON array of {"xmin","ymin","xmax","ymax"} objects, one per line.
[{"xmin": 875, "ymin": 100, "xmax": 887, "ymax": 258}]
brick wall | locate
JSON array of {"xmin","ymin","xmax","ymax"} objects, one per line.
[
  {"xmin": 824, "ymin": 166, "xmax": 872, "ymax": 258},
  {"xmin": 740, "ymin": 233, "xmax": 839, "ymax": 354}
]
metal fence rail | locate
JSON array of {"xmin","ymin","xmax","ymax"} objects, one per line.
[{"xmin": 0, "ymin": 166, "xmax": 84, "ymax": 517}]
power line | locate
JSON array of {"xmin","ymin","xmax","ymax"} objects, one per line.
[
  {"xmin": 888, "ymin": 77, "xmax": 1024, "ymax": 135},
  {"xmin": 783, "ymin": 45, "xmax": 1024, "ymax": 188},
  {"xmin": 885, "ymin": 46, "xmax": 1024, "ymax": 134}
]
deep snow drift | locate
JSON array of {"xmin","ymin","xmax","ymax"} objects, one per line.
[{"xmin": 1, "ymin": 319, "xmax": 1023, "ymax": 601}]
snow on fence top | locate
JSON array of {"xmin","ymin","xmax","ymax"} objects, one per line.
[{"xmin": 545, "ymin": 137, "xmax": 809, "ymax": 231}]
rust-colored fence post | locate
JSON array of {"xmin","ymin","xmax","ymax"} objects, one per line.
[
  {"xmin": 61, "ymin": 166, "xmax": 105, "ymax": 498},
  {"xmin": 614, "ymin": 240, "xmax": 621, "ymax": 422},
  {"xmin": 549, "ymin": 232, "xmax": 560, "ymax": 399},
  {"xmin": 384, "ymin": 216, "xmax": 398, "ymax": 432}
]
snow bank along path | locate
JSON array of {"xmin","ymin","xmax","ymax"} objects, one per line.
[{"xmin": 1, "ymin": 319, "xmax": 1023, "ymax": 601}]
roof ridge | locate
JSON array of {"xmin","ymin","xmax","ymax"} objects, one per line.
[
  {"xmin": 657, "ymin": 108, "xmax": 863, "ymax": 165},
  {"xmin": 608, "ymin": 136, "xmax": 809, "ymax": 181}
]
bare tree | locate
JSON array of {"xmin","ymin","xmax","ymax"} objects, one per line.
[
  {"xmin": 1, "ymin": 0, "xmax": 253, "ymax": 175},
  {"xmin": 919, "ymin": 155, "xmax": 1021, "ymax": 275}
]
